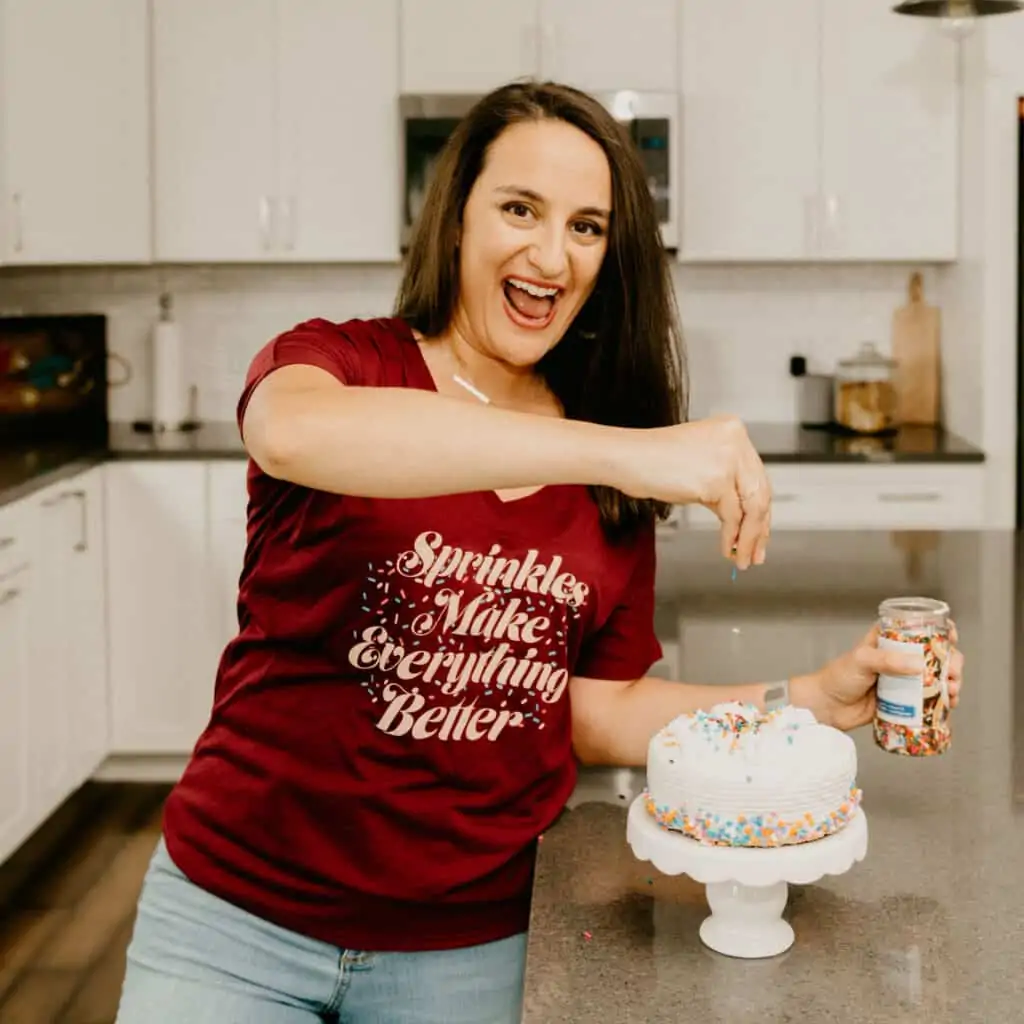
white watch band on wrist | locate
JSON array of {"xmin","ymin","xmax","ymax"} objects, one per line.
[{"xmin": 764, "ymin": 679, "xmax": 790, "ymax": 712}]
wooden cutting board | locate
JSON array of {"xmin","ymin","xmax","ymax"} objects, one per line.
[{"xmin": 891, "ymin": 271, "xmax": 941, "ymax": 425}]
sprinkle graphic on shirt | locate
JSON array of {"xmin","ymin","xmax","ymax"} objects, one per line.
[{"xmin": 348, "ymin": 530, "xmax": 587, "ymax": 743}]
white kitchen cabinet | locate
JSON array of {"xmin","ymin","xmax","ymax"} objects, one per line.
[
  {"xmin": 0, "ymin": 0, "xmax": 151, "ymax": 264},
  {"xmin": 400, "ymin": 0, "xmax": 677, "ymax": 93},
  {"xmin": 58, "ymin": 470, "xmax": 108, "ymax": 786},
  {"xmin": 152, "ymin": 0, "xmax": 277, "ymax": 262},
  {"xmin": 400, "ymin": 0, "xmax": 539, "ymax": 93},
  {"xmin": 153, "ymin": 0, "xmax": 400, "ymax": 263},
  {"xmin": 539, "ymin": 0, "xmax": 677, "ymax": 93},
  {"xmin": 26, "ymin": 470, "xmax": 108, "ymax": 815},
  {"xmin": 105, "ymin": 462, "xmax": 217, "ymax": 753},
  {"xmin": 207, "ymin": 461, "xmax": 250, "ymax": 655},
  {"xmin": 678, "ymin": 0, "xmax": 959, "ymax": 262},
  {"xmin": 683, "ymin": 464, "xmax": 986, "ymax": 531},
  {"xmin": 819, "ymin": 0, "xmax": 958, "ymax": 261},
  {"xmin": 278, "ymin": 1, "xmax": 400, "ymax": 261},
  {"xmin": 679, "ymin": 0, "xmax": 819, "ymax": 261},
  {"xmin": 0, "ymin": 498, "xmax": 31, "ymax": 865}
]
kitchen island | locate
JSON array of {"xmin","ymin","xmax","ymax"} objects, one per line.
[{"xmin": 522, "ymin": 528, "xmax": 1020, "ymax": 1023}]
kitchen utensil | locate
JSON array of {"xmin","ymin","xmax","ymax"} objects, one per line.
[
  {"xmin": 835, "ymin": 342, "xmax": 899, "ymax": 434},
  {"xmin": 789, "ymin": 355, "xmax": 834, "ymax": 428},
  {"xmin": 891, "ymin": 271, "xmax": 941, "ymax": 426}
]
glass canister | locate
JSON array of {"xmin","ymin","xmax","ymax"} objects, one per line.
[
  {"xmin": 874, "ymin": 597, "xmax": 952, "ymax": 756},
  {"xmin": 834, "ymin": 342, "xmax": 898, "ymax": 435}
]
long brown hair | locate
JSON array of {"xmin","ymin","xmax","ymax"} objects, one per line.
[{"xmin": 394, "ymin": 80, "xmax": 688, "ymax": 540}]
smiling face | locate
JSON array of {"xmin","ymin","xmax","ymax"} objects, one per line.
[{"xmin": 451, "ymin": 117, "xmax": 612, "ymax": 370}]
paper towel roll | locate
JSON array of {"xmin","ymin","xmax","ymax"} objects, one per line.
[{"xmin": 152, "ymin": 318, "xmax": 187, "ymax": 430}]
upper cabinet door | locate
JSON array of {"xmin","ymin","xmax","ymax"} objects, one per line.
[
  {"xmin": 0, "ymin": 0, "xmax": 150, "ymax": 264},
  {"xmin": 820, "ymin": 0, "xmax": 959, "ymax": 261},
  {"xmin": 400, "ymin": 0, "xmax": 541, "ymax": 93},
  {"xmin": 540, "ymin": 0, "xmax": 677, "ymax": 92},
  {"xmin": 678, "ymin": 0, "xmax": 820, "ymax": 261},
  {"xmin": 152, "ymin": 0, "xmax": 278, "ymax": 262},
  {"xmin": 278, "ymin": 0, "xmax": 401, "ymax": 261}
]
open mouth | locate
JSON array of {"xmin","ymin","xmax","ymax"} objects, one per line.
[{"xmin": 502, "ymin": 277, "xmax": 562, "ymax": 329}]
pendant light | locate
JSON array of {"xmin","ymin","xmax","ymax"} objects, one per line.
[{"xmin": 893, "ymin": 0, "xmax": 1023, "ymax": 38}]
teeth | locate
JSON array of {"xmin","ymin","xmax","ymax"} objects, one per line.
[{"xmin": 506, "ymin": 278, "xmax": 560, "ymax": 299}]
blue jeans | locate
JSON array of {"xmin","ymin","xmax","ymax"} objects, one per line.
[{"xmin": 115, "ymin": 837, "xmax": 527, "ymax": 1023}]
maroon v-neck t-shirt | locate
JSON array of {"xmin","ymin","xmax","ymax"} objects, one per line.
[{"xmin": 161, "ymin": 315, "xmax": 663, "ymax": 952}]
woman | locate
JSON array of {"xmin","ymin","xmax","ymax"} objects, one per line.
[{"xmin": 116, "ymin": 81, "xmax": 963, "ymax": 1024}]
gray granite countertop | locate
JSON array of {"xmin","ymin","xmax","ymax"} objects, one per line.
[
  {"xmin": 522, "ymin": 529, "xmax": 1017, "ymax": 1023},
  {"xmin": 0, "ymin": 419, "xmax": 986, "ymax": 511}
]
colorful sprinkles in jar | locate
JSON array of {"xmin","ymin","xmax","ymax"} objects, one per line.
[{"xmin": 874, "ymin": 597, "xmax": 952, "ymax": 757}]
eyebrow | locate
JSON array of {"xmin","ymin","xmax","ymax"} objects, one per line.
[{"xmin": 494, "ymin": 185, "xmax": 610, "ymax": 221}]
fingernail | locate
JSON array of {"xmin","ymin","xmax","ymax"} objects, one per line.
[{"xmin": 755, "ymin": 550, "xmax": 766, "ymax": 565}]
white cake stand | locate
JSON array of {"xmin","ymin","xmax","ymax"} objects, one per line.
[{"xmin": 626, "ymin": 795, "xmax": 868, "ymax": 959}]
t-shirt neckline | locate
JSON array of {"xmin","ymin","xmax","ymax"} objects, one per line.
[{"xmin": 395, "ymin": 318, "xmax": 567, "ymax": 513}]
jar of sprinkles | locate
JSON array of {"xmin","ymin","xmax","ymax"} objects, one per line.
[{"xmin": 874, "ymin": 597, "xmax": 952, "ymax": 756}]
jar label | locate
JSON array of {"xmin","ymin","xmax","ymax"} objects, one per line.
[{"xmin": 876, "ymin": 636, "xmax": 924, "ymax": 727}]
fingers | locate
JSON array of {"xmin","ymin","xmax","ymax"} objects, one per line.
[
  {"xmin": 856, "ymin": 643, "xmax": 924, "ymax": 678},
  {"xmin": 947, "ymin": 648, "xmax": 964, "ymax": 707},
  {"xmin": 717, "ymin": 488, "xmax": 743, "ymax": 560},
  {"xmin": 733, "ymin": 491, "xmax": 768, "ymax": 570},
  {"xmin": 732, "ymin": 444, "xmax": 771, "ymax": 570}
]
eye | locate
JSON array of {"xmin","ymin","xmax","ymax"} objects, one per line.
[
  {"xmin": 502, "ymin": 201, "xmax": 533, "ymax": 220},
  {"xmin": 572, "ymin": 220, "xmax": 605, "ymax": 239}
]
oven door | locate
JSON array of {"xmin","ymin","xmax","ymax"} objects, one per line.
[
  {"xmin": 593, "ymin": 91, "xmax": 679, "ymax": 252},
  {"xmin": 399, "ymin": 94, "xmax": 482, "ymax": 251}
]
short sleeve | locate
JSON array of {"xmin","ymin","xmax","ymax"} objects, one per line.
[
  {"xmin": 573, "ymin": 523, "xmax": 663, "ymax": 682},
  {"xmin": 236, "ymin": 318, "xmax": 361, "ymax": 430}
]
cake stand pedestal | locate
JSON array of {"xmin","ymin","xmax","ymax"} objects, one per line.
[{"xmin": 626, "ymin": 796, "xmax": 868, "ymax": 959}]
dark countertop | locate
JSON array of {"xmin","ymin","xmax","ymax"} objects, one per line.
[
  {"xmin": 523, "ymin": 528, "xmax": 1017, "ymax": 1023},
  {"xmin": 746, "ymin": 422, "xmax": 984, "ymax": 463},
  {"xmin": 0, "ymin": 420, "xmax": 986, "ymax": 510}
]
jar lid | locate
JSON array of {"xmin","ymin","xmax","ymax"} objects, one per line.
[
  {"xmin": 838, "ymin": 341, "xmax": 896, "ymax": 370},
  {"xmin": 878, "ymin": 596, "xmax": 950, "ymax": 625}
]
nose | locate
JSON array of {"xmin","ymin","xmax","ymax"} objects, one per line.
[{"xmin": 527, "ymin": 222, "xmax": 568, "ymax": 280}]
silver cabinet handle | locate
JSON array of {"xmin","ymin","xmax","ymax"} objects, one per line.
[
  {"xmin": 0, "ymin": 536, "xmax": 13, "ymax": 550},
  {"xmin": 41, "ymin": 488, "xmax": 88, "ymax": 550},
  {"xmin": 68, "ymin": 489, "xmax": 88, "ymax": 551},
  {"xmin": 0, "ymin": 586, "xmax": 20, "ymax": 606},
  {"xmin": 878, "ymin": 492, "xmax": 942, "ymax": 503},
  {"xmin": 772, "ymin": 493, "xmax": 799, "ymax": 503}
]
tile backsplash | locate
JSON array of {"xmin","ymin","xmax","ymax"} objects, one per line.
[{"xmin": 0, "ymin": 262, "xmax": 947, "ymax": 427}]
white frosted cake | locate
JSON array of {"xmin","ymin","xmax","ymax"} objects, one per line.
[{"xmin": 644, "ymin": 701, "xmax": 861, "ymax": 847}]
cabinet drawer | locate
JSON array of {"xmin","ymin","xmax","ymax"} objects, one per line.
[{"xmin": 683, "ymin": 464, "xmax": 985, "ymax": 530}]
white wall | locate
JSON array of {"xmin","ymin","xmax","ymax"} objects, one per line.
[{"xmin": 0, "ymin": 261, "xmax": 949, "ymax": 427}]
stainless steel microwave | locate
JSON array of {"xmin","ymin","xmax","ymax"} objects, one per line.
[{"xmin": 399, "ymin": 90, "xmax": 679, "ymax": 252}]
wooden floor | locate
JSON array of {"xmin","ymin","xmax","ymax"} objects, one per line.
[{"xmin": 0, "ymin": 782, "xmax": 171, "ymax": 1024}]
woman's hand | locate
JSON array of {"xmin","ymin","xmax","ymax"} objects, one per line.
[
  {"xmin": 792, "ymin": 622, "xmax": 964, "ymax": 732},
  {"xmin": 614, "ymin": 415, "xmax": 771, "ymax": 569}
]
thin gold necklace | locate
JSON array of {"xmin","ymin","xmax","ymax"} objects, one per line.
[{"xmin": 446, "ymin": 338, "xmax": 491, "ymax": 405}]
